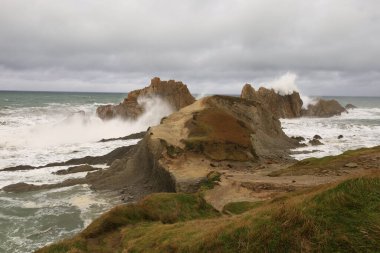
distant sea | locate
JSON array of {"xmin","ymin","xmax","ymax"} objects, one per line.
[{"xmin": 0, "ymin": 91, "xmax": 379, "ymax": 252}]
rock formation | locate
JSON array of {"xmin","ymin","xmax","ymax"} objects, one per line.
[
  {"xmin": 53, "ymin": 164, "xmax": 99, "ymax": 175},
  {"xmin": 91, "ymin": 95, "xmax": 299, "ymax": 194},
  {"xmin": 241, "ymin": 84, "xmax": 303, "ymax": 118},
  {"xmin": 241, "ymin": 84, "xmax": 346, "ymax": 118},
  {"xmin": 97, "ymin": 77, "xmax": 195, "ymax": 120},
  {"xmin": 345, "ymin": 103, "xmax": 357, "ymax": 110},
  {"xmin": 302, "ymin": 99, "xmax": 347, "ymax": 117}
]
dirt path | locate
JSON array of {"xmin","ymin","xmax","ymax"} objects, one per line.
[{"xmin": 204, "ymin": 149, "xmax": 380, "ymax": 211}]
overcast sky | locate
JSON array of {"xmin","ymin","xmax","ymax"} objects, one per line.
[{"xmin": 0, "ymin": 0, "xmax": 379, "ymax": 96}]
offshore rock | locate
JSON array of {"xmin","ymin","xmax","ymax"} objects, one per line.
[
  {"xmin": 345, "ymin": 103, "xmax": 357, "ymax": 110},
  {"xmin": 302, "ymin": 99, "xmax": 347, "ymax": 117},
  {"xmin": 241, "ymin": 84, "xmax": 346, "ymax": 118},
  {"xmin": 241, "ymin": 84, "xmax": 303, "ymax": 118},
  {"xmin": 97, "ymin": 77, "xmax": 195, "ymax": 120}
]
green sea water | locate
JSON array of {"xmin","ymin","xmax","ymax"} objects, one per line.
[{"xmin": 0, "ymin": 90, "xmax": 127, "ymax": 108}]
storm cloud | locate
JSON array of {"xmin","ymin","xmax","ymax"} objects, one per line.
[{"xmin": 0, "ymin": 0, "xmax": 379, "ymax": 95}]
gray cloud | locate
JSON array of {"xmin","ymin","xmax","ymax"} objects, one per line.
[{"xmin": 0, "ymin": 0, "xmax": 379, "ymax": 95}]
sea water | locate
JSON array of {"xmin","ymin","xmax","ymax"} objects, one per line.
[
  {"xmin": 0, "ymin": 91, "xmax": 173, "ymax": 253},
  {"xmin": 280, "ymin": 96, "xmax": 380, "ymax": 160},
  {"xmin": 0, "ymin": 92, "xmax": 379, "ymax": 252}
]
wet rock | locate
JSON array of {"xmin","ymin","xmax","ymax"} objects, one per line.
[
  {"xmin": 309, "ymin": 139, "xmax": 323, "ymax": 146},
  {"xmin": 313, "ymin": 135, "xmax": 322, "ymax": 140},
  {"xmin": 98, "ymin": 131, "xmax": 146, "ymax": 143},
  {"xmin": 2, "ymin": 178, "xmax": 87, "ymax": 193},
  {"xmin": 345, "ymin": 104, "xmax": 357, "ymax": 110},
  {"xmin": 338, "ymin": 135, "xmax": 344, "ymax": 139},
  {"xmin": 1, "ymin": 165, "xmax": 36, "ymax": 171},
  {"xmin": 291, "ymin": 136, "xmax": 305, "ymax": 142},
  {"xmin": 2, "ymin": 145, "xmax": 136, "ymax": 171},
  {"xmin": 302, "ymin": 99, "xmax": 346, "ymax": 117},
  {"xmin": 290, "ymin": 150, "xmax": 319, "ymax": 155},
  {"xmin": 44, "ymin": 145, "xmax": 136, "ymax": 167},
  {"xmin": 53, "ymin": 165, "xmax": 100, "ymax": 175}
]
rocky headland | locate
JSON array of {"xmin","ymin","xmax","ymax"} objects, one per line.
[{"xmin": 3, "ymin": 78, "xmax": 375, "ymax": 252}]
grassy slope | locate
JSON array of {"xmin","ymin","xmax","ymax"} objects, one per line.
[
  {"xmin": 37, "ymin": 146, "xmax": 380, "ymax": 252},
  {"xmin": 269, "ymin": 145, "xmax": 380, "ymax": 176},
  {"xmin": 38, "ymin": 171, "xmax": 380, "ymax": 253}
]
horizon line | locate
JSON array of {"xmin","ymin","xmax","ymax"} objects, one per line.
[{"xmin": 0, "ymin": 89, "xmax": 379, "ymax": 98}]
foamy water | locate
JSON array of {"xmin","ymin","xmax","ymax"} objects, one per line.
[
  {"xmin": 0, "ymin": 91, "xmax": 173, "ymax": 253},
  {"xmin": 281, "ymin": 106, "xmax": 380, "ymax": 160}
]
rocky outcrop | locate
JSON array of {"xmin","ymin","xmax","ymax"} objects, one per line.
[
  {"xmin": 302, "ymin": 99, "xmax": 346, "ymax": 117},
  {"xmin": 97, "ymin": 77, "xmax": 195, "ymax": 120},
  {"xmin": 53, "ymin": 165, "xmax": 99, "ymax": 175},
  {"xmin": 241, "ymin": 84, "xmax": 346, "ymax": 118},
  {"xmin": 98, "ymin": 131, "xmax": 146, "ymax": 143},
  {"xmin": 95, "ymin": 95, "xmax": 298, "ymax": 194},
  {"xmin": 3, "ymin": 178, "xmax": 87, "ymax": 193},
  {"xmin": 2, "ymin": 145, "xmax": 137, "ymax": 171},
  {"xmin": 241, "ymin": 84, "xmax": 303, "ymax": 118},
  {"xmin": 309, "ymin": 139, "xmax": 323, "ymax": 146},
  {"xmin": 345, "ymin": 104, "xmax": 357, "ymax": 110}
]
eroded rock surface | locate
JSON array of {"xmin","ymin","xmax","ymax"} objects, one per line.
[
  {"xmin": 302, "ymin": 99, "xmax": 347, "ymax": 117},
  {"xmin": 97, "ymin": 95, "xmax": 299, "ymax": 194},
  {"xmin": 97, "ymin": 77, "xmax": 195, "ymax": 120},
  {"xmin": 241, "ymin": 84, "xmax": 303, "ymax": 118},
  {"xmin": 241, "ymin": 84, "xmax": 346, "ymax": 118}
]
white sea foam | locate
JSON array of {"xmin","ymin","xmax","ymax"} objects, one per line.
[
  {"xmin": 267, "ymin": 72, "xmax": 299, "ymax": 95},
  {"xmin": 0, "ymin": 185, "xmax": 118, "ymax": 253},
  {"xmin": 0, "ymin": 97, "xmax": 172, "ymax": 170},
  {"xmin": 281, "ymin": 107, "xmax": 380, "ymax": 160},
  {"xmin": 0, "ymin": 95, "xmax": 173, "ymax": 253}
]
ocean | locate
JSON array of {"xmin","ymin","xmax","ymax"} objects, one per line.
[
  {"xmin": 0, "ymin": 91, "xmax": 174, "ymax": 253},
  {"xmin": 0, "ymin": 91, "xmax": 379, "ymax": 252},
  {"xmin": 281, "ymin": 96, "xmax": 380, "ymax": 160}
]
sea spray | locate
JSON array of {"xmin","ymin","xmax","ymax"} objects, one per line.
[
  {"xmin": 0, "ymin": 96, "xmax": 173, "ymax": 168},
  {"xmin": 267, "ymin": 72, "xmax": 299, "ymax": 95},
  {"xmin": 264, "ymin": 72, "xmax": 317, "ymax": 108},
  {"xmin": 0, "ymin": 93, "xmax": 175, "ymax": 253}
]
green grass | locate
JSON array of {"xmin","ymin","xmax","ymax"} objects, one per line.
[
  {"xmin": 306, "ymin": 177, "xmax": 380, "ymax": 251},
  {"xmin": 36, "ymin": 193, "xmax": 220, "ymax": 253},
  {"xmin": 223, "ymin": 201, "xmax": 263, "ymax": 215},
  {"xmin": 38, "ymin": 173, "xmax": 380, "ymax": 253},
  {"xmin": 269, "ymin": 145, "xmax": 380, "ymax": 176},
  {"xmin": 199, "ymin": 171, "xmax": 221, "ymax": 191}
]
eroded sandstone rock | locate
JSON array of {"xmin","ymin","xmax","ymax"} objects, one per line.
[
  {"xmin": 241, "ymin": 84, "xmax": 346, "ymax": 118},
  {"xmin": 106, "ymin": 95, "xmax": 300, "ymax": 194},
  {"xmin": 302, "ymin": 99, "xmax": 347, "ymax": 117},
  {"xmin": 97, "ymin": 77, "xmax": 195, "ymax": 120},
  {"xmin": 241, "ymin": 84, "xmax": 303, "ymax": 118}
]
